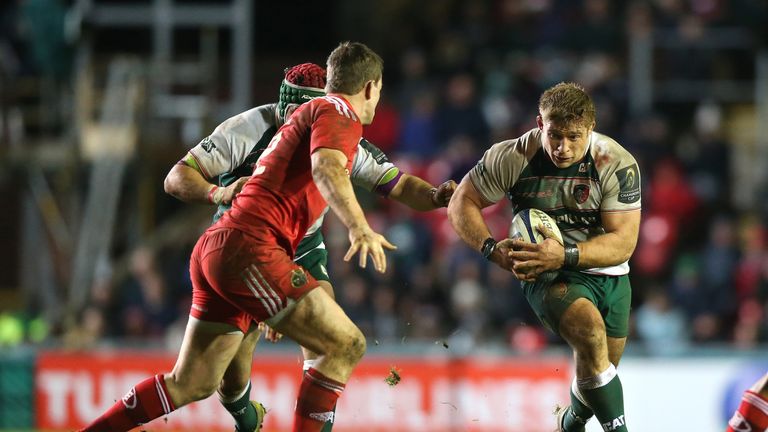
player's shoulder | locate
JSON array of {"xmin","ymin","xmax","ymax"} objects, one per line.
[
  {"xmin": 311, "ymin": 95, "xmax": 360, "ymax": 122},
  {"xmin": 486, "ymin": 128, "xmax": 541, "ymax": 161},
  {"xmin": 589, "ymin": 131, "xmax": 638, "ymax": 170},
  {"xmin": 214, "ymin": 103, "xmax": 278, "ymax": 137}
]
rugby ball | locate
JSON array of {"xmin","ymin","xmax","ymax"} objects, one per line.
[{"xmin": 509, "ymin": 208, "xmax": 563, "ymax": 282}]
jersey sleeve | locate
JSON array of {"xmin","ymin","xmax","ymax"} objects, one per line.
[
  {"xmin": 600, "ymin": 148, "xmax": 642, "ymax": 212},
  {"xmin": 468, "ymin": 140, "xmax": 518, "ymax": 204},
  {"xmin": 350, "ymin": 138, "xmax": 400, "ymax": 195},
  {"xmin": 186, "ymin": 133, "xmax": 234, "ymax": 180},
  {"xmin": 309, "ymin": 98, "xmax": 362, "ymax": 159}
]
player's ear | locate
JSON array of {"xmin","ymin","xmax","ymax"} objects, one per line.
[
  {"xmin": 536, "ymin": 115, "xmax": 544, "ymax": 130},
  {"xmin": 364, "ymin": 80, "xmax": 374, "ymax": 99}
]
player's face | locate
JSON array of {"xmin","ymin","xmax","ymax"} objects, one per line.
[
  {"xmin": 361, "ymin": 78, "xmax": 382, "ymax": 125},
  {"xmin": 537, "ymin": 113, "xmax": 594, "ymax": 168}
]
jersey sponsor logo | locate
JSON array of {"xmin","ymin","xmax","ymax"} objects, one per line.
[
  {"xmin": 475, "ymin": 160, "xmax": 486, "ymax": 176},
  {"xmin": 200, "ymin": 136, "xmax": 216, "ymax": 153},
  {"xmin": 359, "ymin": 138, "xmax": 389, "ymax": 164},
  {"xmin": 615, "ymin": 164, "xmax": 640, "ymax": 204},
  {"xmin": 578, "ymin": 162, "xmax": 591, "ymax": 173},
  {"xmin": 121, "ymin": 387, "xmax": 137, "ymax": 409},
  {"xmin": 573, "ymin": 184, "xmax": 590, "ymax": 204},
  {"xmin": 291, "ymin": 269, "xmax": 308, "ymax": 288}
]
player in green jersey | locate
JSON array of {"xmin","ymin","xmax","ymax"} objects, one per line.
[
  {"xmin": 164, "ymin": 63, "xmax": 456, "ymax": 432},
  {"xmin": 448, "ymin": 82, "xmax": 641, "ymax": 432}
]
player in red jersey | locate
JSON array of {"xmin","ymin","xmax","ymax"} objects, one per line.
[
  {"xmin": 727, "ymin": 372, "xmax": 768, "ymax": 432},
  {"xmin": 79, "ymin": 41, "xmax": 391, "ymax": 432}
]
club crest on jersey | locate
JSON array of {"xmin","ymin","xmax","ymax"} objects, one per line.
[
  {"xmin": 290, "ymin": 269, "xmax": 307, "ymax": 288},
  {"xmin": 573, "ymin": 184, "xmax": 590, "ymax": 204}
]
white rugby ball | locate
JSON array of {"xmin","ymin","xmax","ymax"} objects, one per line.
[{"xmin": 509, "ymin": 208, "xmax": 563, "ymax": 282}]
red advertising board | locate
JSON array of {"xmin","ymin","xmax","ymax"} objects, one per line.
[{"xmin": 36, "ymin": 351, "xmax": 571, "ymax": 431}]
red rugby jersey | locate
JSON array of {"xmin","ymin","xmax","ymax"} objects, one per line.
[{"xmin": 217, "ymin": 95, "xmax": 361, "ymax": 255}]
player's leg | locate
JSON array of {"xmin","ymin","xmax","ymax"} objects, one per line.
[
  {"xmin": 78, "ymin": 317, "xmax": 243, "ymax": 432},
  {"xmin": 564, "ymin": 336, "xmax": 627, "ymax": 431},
  {"xmin": 727, "ymin": 372, "xmax": 768, "ymax": 432},
  {"xmin": 295, "ymin": 241, "xmax": 337, "ymax": 431},
  {"xmin": 79, "ymin": 233, "xmax": 248, "ymax": 432},
  {"xmin": 218, "ymin": 324, "xmax": 266, "ymax": 432},
  {"xmin": 524, "ymin": 272, "xmax": 630, "ymax": 432},
  {"xmin": 271, "ymin": 287, "xmax": 366, "ymax": 432}
]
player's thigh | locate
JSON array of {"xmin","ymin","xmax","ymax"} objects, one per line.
[
  {"xmin": 607, "ymin": 336, "xmax": 627, "ymax": 366},
  {"xmin": 272, "ymin": 288, "xmax": 363, "ymax": 360},
  {"xmin": 220, "ymin": 323, "xmax": 261, "ymax": 396},
  {"xmin": 598, "ymin": 275, "xmax": 632, "ymax": 339},
  {"xmin": 167, "ymin": 318, "xmax": 245, "ymax": 404},
  {"xmin": 521, "ymin": 270, "xmax": 598, "ymax": 335}
]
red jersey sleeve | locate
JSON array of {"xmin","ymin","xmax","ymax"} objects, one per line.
[{"xmin": 309, "ymin": 96, "xmax": 362, "ymax": 159}]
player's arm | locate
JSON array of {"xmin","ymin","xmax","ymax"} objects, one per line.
[
  {"xmin": 572, "ymin": 209, "xmax": 640, "ymax": 269},
  {"xmin": 447, "ymin": 175, "xmax": 511, "ymax": 268},
  {"xmin": 311, "ymin": 148, "xmax": 396, "ymax": 272},
  {"xmin": 388, "ymin": 174, "xmax": 456, "ymax": 210},
  {"xmin": 164, "ymin": 156, "xmax": 247, "ymax": 205}
]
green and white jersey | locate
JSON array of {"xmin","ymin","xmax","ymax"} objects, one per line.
[
  {"xmin": 469, "ymin": 128, "xmax": 641, "ymax": 276},
  {"xmin": 187, "ymin": 102, "xmax": 399, "ymax": 237}
]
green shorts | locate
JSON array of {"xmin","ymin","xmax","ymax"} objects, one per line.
[
  {"xmin": 521, "ymin": 270, "xmax": 631, "ymax": 338},
  {"xmin": 294, "ymin": 230, "xmax": 330, "ymax": 282}
]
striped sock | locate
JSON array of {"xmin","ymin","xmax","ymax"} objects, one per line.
[
  {"xmin": 727, "ymin": 391, "xmax": 768, "ymax": 432},
  {"xmin": 78, "ymin": 374, "xmax": 175, "ymax": 432},
  {"xmin": 294, "ymin": 368, "xmax": 344, "ymax": 432}
]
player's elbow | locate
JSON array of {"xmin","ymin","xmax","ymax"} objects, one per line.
[
  {"xmin": 163, "ymin": 169, "xmax": 181, "ymax": 198},
  {"xmin": 446, "ymin": 194, "xmax": 465, "ymax": 227}
]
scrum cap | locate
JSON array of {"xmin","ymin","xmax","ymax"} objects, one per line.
[{"xmin": 277, "ymin": 63, "xmax": 326, "ymax": 121}]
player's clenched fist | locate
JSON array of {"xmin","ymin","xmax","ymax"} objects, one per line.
[
  {"xmin": 344, "ymin": 227, "xmax": 397, "ymax": 273},
  {"xmin": 433, "ymin": 180, "xmax": 457, "ymax": 207}
]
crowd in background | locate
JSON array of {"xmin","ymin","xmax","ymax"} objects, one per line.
[{"xmin": 3, "ymin": 0, "xmax": 768, "ymax": 355}]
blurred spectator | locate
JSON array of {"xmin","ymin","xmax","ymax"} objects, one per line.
[{"xmin": 636, "ymin": 286, "xmax": 689, "ymax": 355}]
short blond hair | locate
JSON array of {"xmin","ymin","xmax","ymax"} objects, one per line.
[{"xmin": 538, "ymin": 82, "xmax": 596, "ymax": 127}]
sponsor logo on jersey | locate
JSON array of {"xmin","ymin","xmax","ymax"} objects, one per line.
[
  {"xmin": 291, "ymin": 269, "xmax": 308, "ymax": 288},
  {"xmin": 578, "ymin": 162, "xmax": 591, "ymax": 173},
  {"xmin": 573, "ymin": 184, "xmax": 590, "ymax": 204},
  {"xmin": 200, "ymin": 136, "xmax": 216, "ymax": 153},
  {"xmin": 615, "ymin": 164, "xmax": 640, "ymax": 204},
  {"xmin": 121, "ymin": 387, "xmax": 137, "ymax": 409}
]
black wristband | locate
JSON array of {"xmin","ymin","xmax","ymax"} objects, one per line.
[
  {"xmin": 564, "ymin": 243, "xmax": 580, "ymax": 269},
  {"xmin": 481, "ymin": 237, "xmax": 497, "ymax": 260}
]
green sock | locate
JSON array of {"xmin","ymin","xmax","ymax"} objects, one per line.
[
  {"xmin": 561, "ymin": 379, "xmax": 593, "ymax": 431},
  {"xmin": 220, "ymin": 381, "xmax": 260, "ymax": 432},
  {"xmin": 579, "ymin": 365, "xmax": 627, "ymax": 432}
]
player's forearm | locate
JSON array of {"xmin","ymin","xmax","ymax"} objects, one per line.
[
  {"xmin": 572, "ymin": 232, "xmax": 637, "ymax": 269},
  {"xmin": 388, "ymin": 174, "xmax": 438, "ymax": 211},
  {"xmin": 447, "ymin": 194, "xmax": 493, "ymax": 252},
  {"xmin": 313, "ymin": 159, "xmax": 370, "ymax": 232},
  {"xmin": 164, "ymin": 163, "xmax": 216, "ymax": 204}
]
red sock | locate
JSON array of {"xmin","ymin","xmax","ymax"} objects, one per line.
[
  {"xmin": 727, "ymin": 391, "xmax": 768, "ymax": 432},
  {"xmin": 294, "ymin": 368, "xmax": 345, "ymax": 432},
  {"xmin": 79, "ymin": 374, "xmax": 176, "ymax": 432}
]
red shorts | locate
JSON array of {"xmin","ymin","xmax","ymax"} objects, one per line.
[{"xmin": 189, "ymin": 227, "xmax": 318, "ymax": 333}]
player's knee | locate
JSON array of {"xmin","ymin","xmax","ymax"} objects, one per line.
[{"xmin": 342, "ymin": 327, "xmax": 366, "ymax": 364}]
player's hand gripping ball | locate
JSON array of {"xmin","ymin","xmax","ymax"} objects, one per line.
[{"xmin": 508, "ymin": 208, "xmax": 564, "ymax": 283}]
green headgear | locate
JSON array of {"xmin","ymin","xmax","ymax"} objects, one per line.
[{"xmin": 277, "ymin": 63, "xmax": 327, "ymax": 121}]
